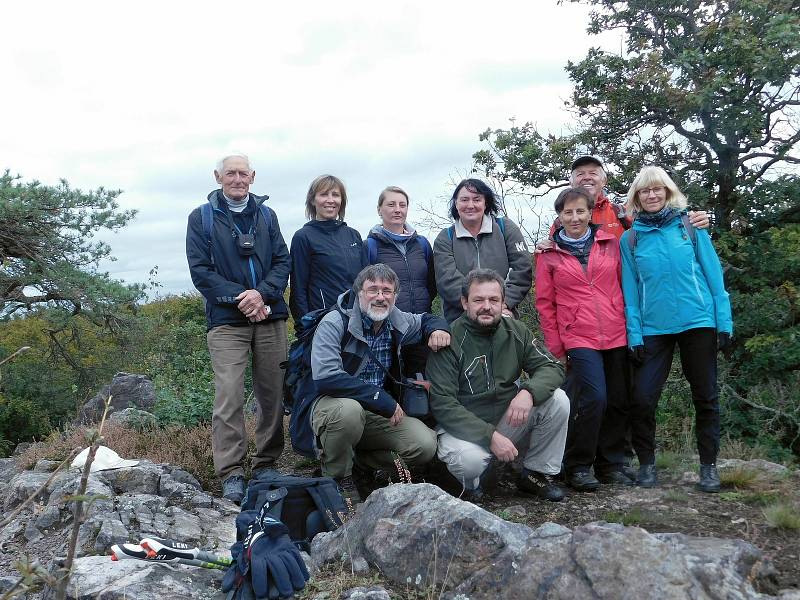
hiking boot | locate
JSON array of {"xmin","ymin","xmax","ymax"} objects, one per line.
[
  {"xmin": 635, "ymin": 464, "xmax": 658, "ymax": 488},
  {"xmin": 518, "ymin": 470, "xmax": 565, "ymax": 502},
  {"xmin": 696, "ymin": 463, "xmax": 721, "ymax": 493},
  {"xmin": 566, "ymin": 469, "xmax": 600, "ymax": 492},
  {"xmin": 596, "ymin": 469, "xmax": 635, "ymax": 486},
  {"xmin": 222, "ymin": 474, "xmax": 246, "ymax": 505},
  {"xmin": 460, "ymin": 486, "xmax": 485, "ymax": 503},
  {"xmin": 251, "ymin": 466, "xmax": 279, "ymax": 480},
  {"xmin": 335, "ymin": 475, "xmax": 362, "ymax": 506},
  {"xmin": 352, "ymin": 463, "xmax": 378, "ymax": 500}
]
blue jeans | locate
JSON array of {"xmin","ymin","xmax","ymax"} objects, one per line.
[
  {"xmin": 631, "ymin": 327, "xmax": 719, "ymax": 465},
  {"xmin": 563, "ymin": 346, "xmax": 630, "ymax": 473}
]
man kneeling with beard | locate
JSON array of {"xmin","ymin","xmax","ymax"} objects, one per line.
[
  {"xmin": 427, "ymin": 268, "xmax": 569, "ymax": 502},
  {"xmin": 296, "ymin": 264, "xmax": 451, "ymax": 503}
]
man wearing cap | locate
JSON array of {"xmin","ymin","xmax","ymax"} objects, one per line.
[
  {"xmin": 186, "ymin": 153, "xmax": 290, "ymax": 504},
  {"xmin": 548, "ymin": 156, "xmax": 709, "ymax": 239}
]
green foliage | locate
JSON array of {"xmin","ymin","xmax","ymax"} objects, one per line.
[
  {"xmin": 0, "ymin": 392, "xmax": 52, "ymax": 448},
  {"xmin": 0, "ymin": 170, "xmax": 144, "ymax": 316}
]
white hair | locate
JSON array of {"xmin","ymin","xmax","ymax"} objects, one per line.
[{"xmin": 215, "ymin": 153, "xmax": 252, "ymax": 173}]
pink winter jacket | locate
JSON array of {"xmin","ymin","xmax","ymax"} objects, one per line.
[{"xmin": 535, "ymin": 228, "xmax": 627, "ymax": 358}]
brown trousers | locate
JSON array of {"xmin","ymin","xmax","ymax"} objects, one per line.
[{"xmin": 207, "ymin": 319, "xmax": 287, "ymax": 479}]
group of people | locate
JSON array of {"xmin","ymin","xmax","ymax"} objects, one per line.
[{"xmin": 186, "ymin": 152, "xmax": 732, "ymax": 505}]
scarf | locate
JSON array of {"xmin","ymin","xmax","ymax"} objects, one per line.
[
  {"xmin": 637, "ymin": 206, "xmax": 680, "ymax": 228},
  {"xmin": 556, "ymin": 227, "xmax": 594, "ymax": 268}
]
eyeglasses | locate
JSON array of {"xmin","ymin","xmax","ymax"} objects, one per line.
[
  {"xmin": 363, "ymin": 287, "xmax": 396, "ymax": 298},
  {"xmin": 638, "ymin": 186, "xmax": 666, "ymax": 197}
]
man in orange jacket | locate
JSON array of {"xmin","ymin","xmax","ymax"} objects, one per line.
[{"xmin": 548, "ymin": 156, "xmax": 709, "ymax": 239}]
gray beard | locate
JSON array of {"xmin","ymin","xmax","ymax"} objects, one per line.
[{"xmin": 363, "ymin": 304, "xmax": 391, "ymax": 322}]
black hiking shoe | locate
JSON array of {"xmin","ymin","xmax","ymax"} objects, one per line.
[
  {"xmin": 696, "ymin": 463, "xmax": 721, "ymax": 493},
  {"xmin": 566, "ymin": 469, "xmax": 600, "ymax": 492},
  {"xmin": 222, "ymin": 474, "xmax": 246, "ymax": 505},
  {"xmin": 635, "ymin": 464, "xmax": 658, "ymax": 488},
  {"xmin": 518, "ymin": 470, "xmax": 565, "ymax": 502},
  {"xmin": 596, "ymin": 469, "xmax": 635, "ymax": 486}
]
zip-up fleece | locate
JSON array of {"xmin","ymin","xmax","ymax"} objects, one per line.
[
  {"xmin": 366, "ymin": 224, "xmax": 436, "ymax": 313},
  {"xmin": 427, "ymin": 315, "xmax": 565, "ymax": 448},
  {"xmin": 535, "ymin": 227, "xmax": 627, "ymax": 357},
  {"xmin": 620, "ymin": 213, "xmax": 733, "ymax": 347},
  {"xmin": 288, "ymin": 291, "xmax": 449, "ymax": 456},
  {"xmin": 186, "ymin": 190, "xmax": 290, "ymax": 330},
  {"xmin": 289, "ymin": 219, "xmax": 367, "ymax": 322},
  {"xmin": 433, "ymin": 215, "xmax": 532, "ymax": 322}
]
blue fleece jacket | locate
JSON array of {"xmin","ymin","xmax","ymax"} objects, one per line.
[
  {"xmin": 620, "ymin": 213, "xmax": 733, "ymax": 347},
  {"xmin": 289, "ymin": 220, "xmax": 368, "ymax": 322}
]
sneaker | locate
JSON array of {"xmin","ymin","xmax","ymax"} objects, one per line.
[
  {"xmin": 696, "ymin": 463, "xmax": 721, "ymax": 493},
  {"xmin": 596, "ymin": 469, "xmax": 635, "ymax": 486},
  {"xmin": 518, "ymin": 470, "xmax": 565, "ymax": 502},
  {"xmin": 335, "ymin": 475, "xmax": 362, "ymax": 506},
  {"xmin": 222, "ymin": 474, "xmax": 246, "ymax": 505},
  {"xmin": 566, "ymin": 469, "xmax": 600, "ymax": 492},
  {"xmin": 635, "ymin": 464, "xmax": 658, "ymax": 488}
]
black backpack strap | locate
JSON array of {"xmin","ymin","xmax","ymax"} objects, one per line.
[
  {"xmin": 255, "ymin": 486, "xmax": 288, "ymax": 523},
  {"xmin": 305, "ymin": 480, "xmax": 347, "ymax": 529}
]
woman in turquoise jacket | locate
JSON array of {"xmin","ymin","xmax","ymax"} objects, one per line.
[{"xmin": 620, "ymin": 166, "xmax": 732, "ymax": 493}]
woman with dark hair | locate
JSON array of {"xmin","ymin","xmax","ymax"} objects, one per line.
[
  {"xmin": 433, "ymin": 178, "xmax": 532, "ymax": 323},
  {"xmin": 289, "ymin": 175, "xmax": 367, "ymax": 326},
  {"xmin": 535, "ymin": 187, "xmax": 632, "ymax": 491},
  {"xmin": 621, "ymin": 166, "xmax": 732, "ymax": 493}
]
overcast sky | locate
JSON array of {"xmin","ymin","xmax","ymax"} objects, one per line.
[{"xmin": 1, "ymin": 1, "xmax": 617, "ymax": 297}]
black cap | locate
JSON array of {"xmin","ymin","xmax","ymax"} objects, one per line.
[{"xmin": 570, "ymin": 155, "xmax": 604, "ymax": 171}]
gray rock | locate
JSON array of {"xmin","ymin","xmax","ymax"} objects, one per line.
[
  {"xmin": 503, "ymin": 504, "xmax": 527, "ymax": 518},
  {"xmin": 160, "ymin": 473, "xmax": 212, "ymax": 508},
  {"xmin": 311, "ymin": 483, "xmax": 775, "ymax": 600},
  {"xmin": 55, "ymin": 555, "xmax": 225, "ymax": 599},
  {"xmin": 164, "ymin": 467, "xmax": 203, "ymax": 490},
  {"xmin": 35, "ymin": 505, "xmax": 63, "ymax": 531},
  {"xmin": 98, "ymin": 462, "xmax": 161, "ymax": 495},
  {"xmin": 3, "ymin": 471, "xmax": 56, "ymax": 511},
  {"xmin": 340, "ymin": 586, "xmax": 391, "ymax": 600},
  {"xmin": 33, "ymin": 459, "xmax": 61, "ymax": 473},
  {"xmin": 108, "ymin": 407, "xmax": 158, "ymax": 430},
  {"xmin": 717, "ymin": 458, "xmax": 790, "ymax": 476},
  {"xmin": 94, "ymin": 518, "xmax": 130, "ymax": 554},
  {"xmin": 76, "ymin": 372, "xmax": 157, "ymax": 425}
]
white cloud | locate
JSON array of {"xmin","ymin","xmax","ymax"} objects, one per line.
[{"xmin": 0, "ymin": 0, "xmax": 619, "ymax": 295}]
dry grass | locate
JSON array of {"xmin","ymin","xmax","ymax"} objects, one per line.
[
  {"xmin": 14, "ymin": 419, "xmax": 261, "ymax": 494},
  {"xmin": 763, "ymin": 502, "xmax": 800, "ymax": 530},
  {"xmin": 719, "ymin": 466, "xmax": 760, "ymax": 490}
]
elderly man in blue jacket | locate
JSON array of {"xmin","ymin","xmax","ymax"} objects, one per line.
[
  {"xmin": 186, "ymin": 153, "xmax": 290, "ymax": 504},
  {"xmin": 290, "ymin": 264, "xmax": 451, "ymax": 502}
]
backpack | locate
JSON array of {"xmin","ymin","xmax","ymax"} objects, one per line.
[
  {"xmin": 366, "ymin": 234, "xmax": 432, "ymax": 264},
  {"xmin": 281, "ymin": 303, "xmax": 350, "ymax": 415},
  {"xmin": 241, "ymin": 472, "xmax": 348, "ymax": 551},
  {"xmin": 446, "ymin": 215, "xmax": 505, "ymax": 241},
  {"xmin": 199, "ymin": 201, "xmax": 273, "ymax": 263},
  {"xmin": 627, "ymin": 213, "xmax": 696, "ymax": 253}
]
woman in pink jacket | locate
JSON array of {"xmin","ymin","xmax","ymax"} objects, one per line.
[{"xmin": 535, "ymin": 187, "xmax": 631, "ymax": 491}]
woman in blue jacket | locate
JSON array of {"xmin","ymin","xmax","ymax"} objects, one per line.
[
  {"xmin": 620, "ymin": 166, "xmax": 732, "ymax": 493},
  {"xmin": 289, "ymin": 175, "xmax": 367, "ymax": 327}
]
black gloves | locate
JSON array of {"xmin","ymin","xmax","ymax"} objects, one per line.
[
  {"xmin": 717, "ymin": 332, "xmax": 732, "ymax": 352},
  {"xmin": 629, "ymin": 345, "xmax": 645, "ymax": 367},
  {"xmin": 222, "ymin": 510, "xmax": 310, "ymax": 600}
]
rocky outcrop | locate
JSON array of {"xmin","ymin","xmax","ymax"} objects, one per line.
[
  {"xmin": 0, "ymin": 458, "xmax": 235, "ymax": 599},
  {"xmin": 312, "ymin": 483, "xmax": 779, "ymax": 600},
  {"xmin": 76, "ymin": 372, "xmax": 157, "ymax": 424}
]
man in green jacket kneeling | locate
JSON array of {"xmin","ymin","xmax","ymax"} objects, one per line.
[{"xmin": 427, "ymin": 268, "xmax": 569, "ymax": 502}]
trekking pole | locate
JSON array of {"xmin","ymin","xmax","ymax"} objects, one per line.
[
  {"xmin": 110, "ymin": 544, "xmax": 227, "ymax": 570},
  {"xmin": 139, "ymin": 537, "xmax": 232, "ymax": 567}
]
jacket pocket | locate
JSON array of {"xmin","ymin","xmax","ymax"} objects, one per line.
[{"xmin": 463, "ymin": 355, "xmax": 490, "ymax": 395}]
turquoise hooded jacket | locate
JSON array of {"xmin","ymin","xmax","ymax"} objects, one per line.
[{"xmin": 620, "ymin": 213, "xmax": 733, "ymax": 348}]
